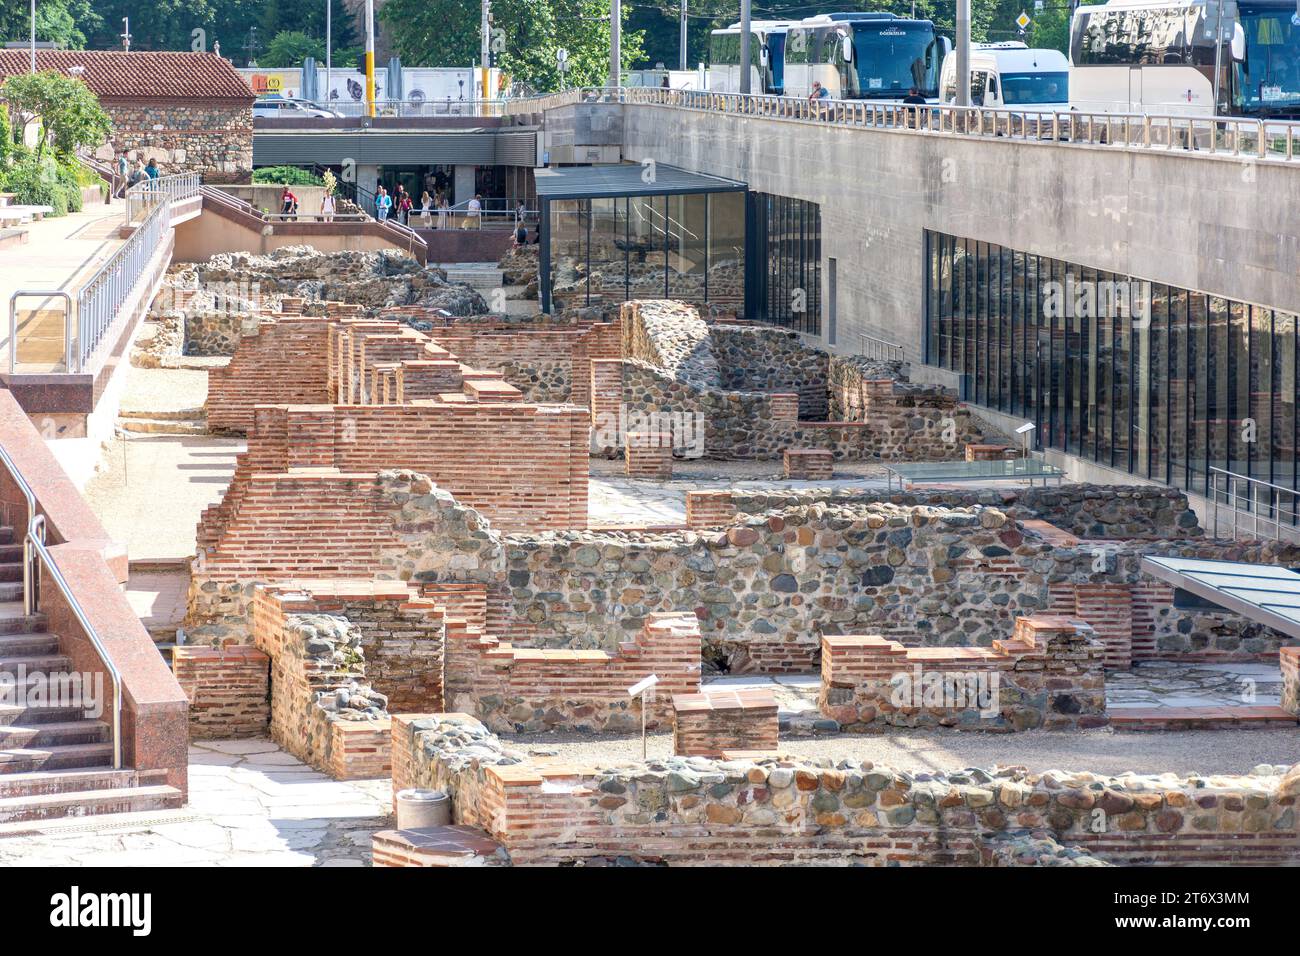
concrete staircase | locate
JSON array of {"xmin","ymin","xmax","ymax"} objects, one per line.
[
  {"xmin": 438, "ymin": 263, "xmax": 505, "ymax": 291},
  {"xmin": 0, "ymin": 526, "xmax": 183, "ymax": 825}
]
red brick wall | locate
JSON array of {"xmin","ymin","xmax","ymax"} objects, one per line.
[
  {"xmin": 207, "ymin": 318, "xmax": 332, "ymax": 434},
  {"xmin": 199, "ymin": 401, "xmax": 588, "ymax": 543},
  {"xmin": 1283, "ymin": 647, "xmax": 1299, "ymax": 715},
  {"xmin": 172, "ymin": 645, "xmax": 269, "ymax": 738},
  {"xmin": 672, "ymin": 689, "xmax": 778, "ymax": 756}
]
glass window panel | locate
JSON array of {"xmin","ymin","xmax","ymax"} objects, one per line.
[
  {"xmin": 1275, "ymin": 312, "xmax": 1298, "ymax": 502},
  {"xmin": 1169, "ymin": 285, "xmax": 1191, "ymax": 491},
  {"xmin": 1190, "ymin": 291, "xmax": 1210, "ymax": 495},
  {"xmin": 1000, "ymin": 245, "xmax": 1013, "ymax": 412},
  {"xmin": 1144, "ymin": 283, "xmax": 1167, "ymax": 482},
  {"xmin": 1210, "ymin": 295, "xmax": 1230, "ymax": 489}
]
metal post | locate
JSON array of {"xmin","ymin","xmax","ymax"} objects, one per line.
[
  {"xmin": 325, "ymin": 0, "xmax": 332, "ymax": 105},
  {"xmin": 481, "ymin": 0, "xmax": 491, "ymax": 101},
  {"xmin": 611, "ymin": 0, "xmax": 622, "ymax": 90},
  {"xmin": 739, "ymin": 0, "xmax": 752, "ymax": 95},
  {"xmin": 680, "ymin": 0, "xmax": 687, "ymax": 71},
  {"xmin": 364, "ymin": 0, "xmax": 376, "ymax": 118},
  {"xmin": 955, "ymin": 0, "xmax": 971, "ymax": 106},
  {"xmin": 29, "ymin": 0, "xmax": 35, "ymax": 72}
]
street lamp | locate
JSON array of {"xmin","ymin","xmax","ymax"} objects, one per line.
[{"xmin": 122, "ymin": 17, "xmax": 132, "ymax": 53}]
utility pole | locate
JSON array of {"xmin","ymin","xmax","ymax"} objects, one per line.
[
  {"xmin": 611, "ymin": 0, "xmax": 621, "ymax": 89},
  {"xmin": 122, "ymin": 17, "xmax": 131, "ymax": 53},
  {"xmin": 680, "ymin": 0, "xmax": 687, "ymax": 71},
  {"xmin": 1211, "ymin": 0, "xmax": 1226, "ymax": 114},
  {"xmin": 364, "ymin": 0, "xmax": 375, "ymax": 117},
  {"xmin": 481, "ymin": 0, "xmax": 491, "ymax": 100},
  {"xmin": 955, "ymin": 0, "xmax": 970, "ymax": 106},
  {"xmin": 739, "ymin": 0, "xmax": 751, "ymax": 94},
  {"xmin": 29, "ymin": 0, "xmax": 35, "ymax": 73},
  {"xmin": 325, "ymin": 0, "xmax": 332, "ymax": 104}
]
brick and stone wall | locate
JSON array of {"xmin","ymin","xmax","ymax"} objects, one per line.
[
  {"xmin": 443, "ymin": 611, "xmax": 701, "ymax": 733},
  {"xmin": 102, "ymin": 100, "xmax": 252, "ymax": 183},
  {"xmin": 819, "ymin": 616, "xmax": 1108, "ymax": 732},
  {"xmin": 207, "ymin": 317, "xmax": 333, "ymax": 434},
  {"xmin": 672, "ymin": 688, "xmax": 779, "ymax": 755},
  {"xmin": 1283, "ymin": 647, "xmax": 1299, "ymax": 716},
  {"xmin": 393, "ymin": 713, "xmax": 1300, "ymax": 866},
  {"xmin": 172, "ymin": 645, "xmax": 269, "ymax": 738}
]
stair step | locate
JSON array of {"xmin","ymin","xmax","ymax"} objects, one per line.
[
  {"xmin": 0, "ymin": 720, "xmax": 109, "ymax": 749},
  {"xmin": 0, "ymin": 582, "xmax": 21, "ymax": 602},
  {"xmin": 0, "ymin": 632, "xmax": 59, "ymax": 656},
  {"xmin": 0, "ymin": 767, "xmax": 135, "ymax": 799},
  {"xmin": 0, "ymin": 703, "xmax": 97, "ymax": 727},
  {"xmin": 0, "ymin": 562, "xmax": 23, "ymax": 583},
  {"xmin": 119, "ymin": 417, "xmax": 208, "ymax": 435},
  {"xmin": 118, "ymin": 406, "xmax": 206, "ymax": 422},
  {"xmin": 0, "ymin": 741, "xmax": 113, "ymax": 773},
  {"xmin": 0, "ymin": 527, "xmax": 13, "ymax": 545},
  {"xmin": 0, "ymin": 545, "xmax": 22, "ymax": 562},
  {"xmin": 0, "ymin": 654, "xmax": 72, "ymax": 675},
  {"xmin": 0, "ymin": 784, "xmax": 183, "ymax": 825},
  {"xmin": 0, "ymin": 602, "xmax": 45, "ymax": 634}
]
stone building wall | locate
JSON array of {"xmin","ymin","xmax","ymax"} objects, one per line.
[
  {"xmin": 711, "ymin": 324, "xmax": 830, "ymax": 420},
  {"xmin": 393, "ymin": 713, "xmax": 1300, "ymax": 867},
  {"xmin": 103, "ymin": 100, "xmax": 252, "ymax": 183}
]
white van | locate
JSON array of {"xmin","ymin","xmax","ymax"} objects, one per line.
[{"xmin": 939, "ymin": 42, "xmax": 1070, "ymax": 111}]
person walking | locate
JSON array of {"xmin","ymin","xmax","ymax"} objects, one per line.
[
  {"xmin": 145, "ymin": 158, "xmax": 160, "ymax": 180},
  {"xmin": 808, "ymin": 81, "xmax": 829, "ymax": 119},
  {"xmin": 515, "ymin": 199, "xmax": 526, "ymax": 225},
  {"xmin": 280, "ymin": 186, "xmax": 299, "ymax": 217},
  {"xmin": 464, "ymin": 193, "xmax": 482, "ymax": 230},
  {"xmin": 115, "ymin": 151, "xmax": 129, "ymax": 198},
  {"xmin": 319, "ymin": 190, "xmax": 336, "ymax": 222},
  {"xmin": 902, "ymin": 86, "xmax": 927, "ymax": 129},
  {"xmin": 130, "ymin": 160, "xmax": 147, "ymax": 188},
  {"xmin": 375, "ymin": 185, "xmax": 391, "ymax": 222},
  {"xmin": 436, "ymin": 192, "xmax": 449, "ymax": 230},
  {"xmin": 397, "ymin": 188, "xmax": 413, "ymax": 225},
  {"xmin": 419, "ymin": 190, "xmax": 433, "ymax": 227}
]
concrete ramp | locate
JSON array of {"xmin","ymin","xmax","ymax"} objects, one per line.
[{"xmin": 1141, "ymin": 556, "xmax": 1300, "ymax": 640}]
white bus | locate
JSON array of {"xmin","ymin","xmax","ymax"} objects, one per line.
[
  {"xmin": 1069, "ymin": 0, "xmax": 1300, "ymax": 118},
  {"xmin": 939, "ymin": 42, "xmax": 1071, "ymax": 110},
  {"xmin": 782, "ymin": 12, "xmax": 950, "ymax": 100},
  {"xmin": 707, "ymin": 20, "xmax": 798, "ymax": 94}
]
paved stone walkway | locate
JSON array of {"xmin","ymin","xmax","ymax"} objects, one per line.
[
  {"xmin": 0, "ymin": 741, "xmax": 391, "ymax": 866},
  {"xmin": 1106, "ymin": 661, "xmax": 1284, "ymax": 709}
]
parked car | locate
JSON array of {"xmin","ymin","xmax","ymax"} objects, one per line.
[{"xmin": 253, "ymin": 97, "xmax": 341, "ymax": 119}]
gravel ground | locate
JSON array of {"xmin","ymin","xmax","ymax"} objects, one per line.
[
  {"xmin": 502, "ymin": 727, "xmax": 1300, "ymax": 778},
  {"xmin": 118, "ymin": 364, "xmax": 210, "ymax": 415}
]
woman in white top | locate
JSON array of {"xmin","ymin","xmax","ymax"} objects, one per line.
[
  {"xmin": 436, "ymin": 192, "xmax": 448, "ymax": 230},
  {"xmin": 320, "ymin": 192, "xmax": 337, "ymax": 223},
  {"xmin": 419, "ymin": 190, "xmax": 432, "ymax": 227}
]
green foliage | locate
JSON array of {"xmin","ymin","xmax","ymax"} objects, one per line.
[
  {"xmin": 252, "ymin": 165, "xmax": 323, "ymax": 185},
  {"xmin": 381, "ymin": 0, "xmax": 644, "ymax": 91},
  {"xmin": 0, "ymin": 71, "xmax": 112, "ymax": 160},
  {"xmin": 260, "ymin": 30, "xmax": 326, "ymax": 67},
  {"xmin": 0, "ymin": 107, "xmax": 11, "ymax": 166},
  {"xmin": 0, "ymin": 0, "xmax": 97, "ymax": 50},
  {"xmin": 0, "ymin": 154, "xmax": 66, "ymax": 214}
]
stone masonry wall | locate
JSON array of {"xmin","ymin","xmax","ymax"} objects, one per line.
[
  {"xmin": 394, "ymin": 713, "xmax": 1300, "ymax": 866},
  {"xmin": 104, "ymin": 100, "xmax": 252, "ymax": 183}
]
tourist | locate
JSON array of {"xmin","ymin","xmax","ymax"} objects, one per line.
[
  {"xmin": 129, "ymin": 160, "xmax": 147, "ymax": 188},
  {"xmin": 375, "ymin": 186, "xmax": 391, "ymax": 222},
  {"xmin": 145, "ymin": 158, "xmax": 160, "ymax": 180},
  {"xmin": 397, "ymin": 187, "xmax": 414, "ymax": 225},
  {"xmin": 116, "ymin": 151, "xmax": 129, "ymax": 197},
  {"xmin": 419, "ymin": 190, "xmax": 433, "ymax": 227},
  {"xmin": 280, "ymin": 186, "xmax": 299, "ymax": 217},
  {"xmin": 513, "ymin": 220, "xmax": 528, "ymax": 248},
  {"xmin": 464, "ymin": 193, "xmax": 482, "ymax": 230},
  {"xmin": 319, "ymin": 190, "xmax": 336, "ymax": 222},
  {"xmin": 515, "ymin": 200, "xmax": 526, "ymax": 225},
  {"xmin": 436, "ymin": 193, "xmax": 449, "ymax": 229}
]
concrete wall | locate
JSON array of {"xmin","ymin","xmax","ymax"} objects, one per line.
[{"xmin": 585, "ymin": 103, "xmax": 1300, "ymax": 364}]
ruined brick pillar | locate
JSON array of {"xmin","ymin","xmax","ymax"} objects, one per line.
[
  {"xmin": 625, "ymin": 431, "xmax": 673, "ymax": 479},
  {"xmin": 686, "ymin": 490, "xmax": 737, "ymax": 529},
  {"xmin": 1283, "ymin": 647, "xmax": 1299, "ymax": 716}
]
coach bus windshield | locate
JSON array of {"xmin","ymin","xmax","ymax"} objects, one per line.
[
  {"xmin": 768, "ymin": 32, "xmax": 788, "ymax": 92},
  {"xmin": 1237, "ymin": 4, "xmax": 1300, "ymax": 114},
  {"xmin": 851, "ymin": 22, "xmax": 941, "ymax": 96}
]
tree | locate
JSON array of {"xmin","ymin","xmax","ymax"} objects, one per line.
[
  {"xmin": 0, "ymin": 0, "xmax": 98, "ymax": 50},
  {"xmin": 379, "ymin": 0, "xmax": 643, "ymax": 90},
  {"xmin": 1, "ymin": 71, "xmax": 111, "ymax": 159},
  {"xmin": 260, "ymin": 30, "xmax": 326, "ymax": 67}
]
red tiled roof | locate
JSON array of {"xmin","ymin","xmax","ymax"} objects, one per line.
[{"xmin": 0, "ymin": 50, "xmax": 254, "ymax": 102}]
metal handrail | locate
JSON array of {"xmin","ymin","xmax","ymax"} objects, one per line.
[
  {"xmin": 25, "ymin": 517, "xmax": 123, "ymax": 769},
  {"xmin": 1209, "ymin": 466, "xmax": 1300, "ymax": 541},
  {"xmin": 0, "ymin": 441, "xmax": 43, "ymax": 614},
  {"xmin": 0, "ymin": 444, "xmax": 121, "ymax": 768},
  {"xmin": 502, "ymin": 86, "xmax": 1300, "ymax": 163},
  {"xmin": 857, "ymin": 331, "xmax": 905, "ymax": 364}
]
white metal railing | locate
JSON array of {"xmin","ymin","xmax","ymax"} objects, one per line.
[
  {"xmin": 124, "ymin": 171, "xmax": 200, "ymax": 225},
  {"xmin": 1209, "ymin": 467, "xmax": 1300, "ymax": 541},
  {"xmin": 0, "ymin": 445, "xmax": 122, "ymax": 769},
  {"xmin": 315, "ymin": 98, "xmax": 509, "ymax": 118},
  {"xmin": 857, "ymin": 331, "xmax": 905, "ymax": 364},
  {"xmin": 503, "ymin": 86, "xmax": 1300, "ymax": 163}
]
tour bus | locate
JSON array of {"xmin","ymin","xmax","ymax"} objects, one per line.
[
  {"xmin": 782, "ymin": 12, "xmax": 951, "ymax": 100},
  {"xmin": 939, "ymin": 42, "xmax": 1071, "ymax": 110},
  {"xmin": 707, "ymin": 20, "xmax": 798, "ymax": 94},
  {"xmin": 1069, "ymin": 0, "xmax": 1300, "ymax": 118}
]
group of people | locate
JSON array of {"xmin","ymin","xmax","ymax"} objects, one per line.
[
  {"xmin": 278, "ymin": 185, "xmax": 338, "ymax": 221},
  {"xmin": 114, "ymin": 151, "xmax": 160, "ymax": 197},
  {"xmin": 374, "ymin": 184, "xmax": 456, "ymax": 227}
]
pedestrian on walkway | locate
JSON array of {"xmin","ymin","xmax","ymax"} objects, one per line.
[
  {"xmin": 375, "ymin": 186, "xmax": 391, "ymax": 222},
  {"xmin": 397, "ymin": 188, "xmax": 413, "ymax": 225},
  {"xmin": 419, "ymin": 190, "xmax": 433, "ymax": 227},
  {"xmin": 463, "ymin": 193, "xmax": 482, "ymax": 230},
  {"xmin": 116, "ymin": 151, "xmax": 129, "ymax": 198},
  {"xmin": 436, "ymin": 192, "xmax": 449, "ymax": 229},
  {"xmin": 319, "ymin": 190, "xmax": 336, "ymax": 222},
  {"xmin": 280, "ymin": 186, "xmax": 299, "ymax": 217},
  {"xmin": 145, "ymin": 159, "xmax": 160, "ymax": 180}
]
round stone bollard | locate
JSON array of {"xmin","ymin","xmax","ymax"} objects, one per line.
[{"xmin": 395, "ymin": 789, "xmax": 452, "ymax": 830}]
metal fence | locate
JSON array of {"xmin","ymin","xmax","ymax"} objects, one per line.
[
  {"xmin": 322, "ymin": 98, "xmax": 508, "ymax": 118},
  {"xmin": 1209, "ymin": 468, "xmax": 1300, "ymax": 542},
  {"xmin": 502, "ymin": 87, "xmax": 1300, "ymax": 163}
]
